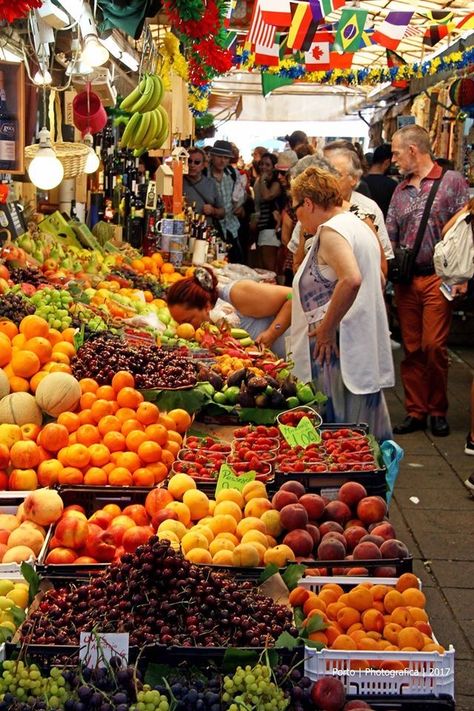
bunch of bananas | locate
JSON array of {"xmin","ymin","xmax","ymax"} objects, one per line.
[{"xmin": 119, "ymin": 74, "xmax": 170, "ymax": 155}]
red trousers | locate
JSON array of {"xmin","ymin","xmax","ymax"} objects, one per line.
[{"xmin": 395, "ymin": 274, "xmax": 453, "ymax": 418}]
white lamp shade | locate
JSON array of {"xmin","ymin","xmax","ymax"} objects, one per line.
[
  {"xmin": 81, "ymin": 36, "xmax": 109, "ymax": 67},
  {"xmin": 28, "ymin": 147, "xmax": 64, "ymax": 190},
  {"xmin": 84, "ymin": 148, "xmax": 100, "ymax": 173}
]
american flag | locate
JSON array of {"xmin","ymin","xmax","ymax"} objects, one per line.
[{"xmin": 247, "ymin": 0, "xmax": 276, "ymax": 50}]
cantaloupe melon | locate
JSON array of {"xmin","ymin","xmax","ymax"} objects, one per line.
[
  {"xmin": 0, "ymin": 369, "xmax": 10, "ymax": 400},
  {"xmin": 35, "ymin": 373, "xmax": 81, "ymax": 417},
  {"xmin": 0, "ymin": 392, "xmax": 42, "ymax": 426}
]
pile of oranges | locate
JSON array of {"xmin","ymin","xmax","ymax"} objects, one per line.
[
  {"xmin": 0, "ymin": 315, "xmax": 76, "ymax": 394},
  {"xmin": 4, "ymin": 370, "xmax": 191, "ymax": 490},
  {"xmin": 130, "ymin": 252, "xmax": 183, "ymax": 286}
]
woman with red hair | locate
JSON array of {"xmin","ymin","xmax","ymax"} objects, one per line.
[{"xmin": 167, "ymin": 267, "xmax": 292, "ymax": 358}]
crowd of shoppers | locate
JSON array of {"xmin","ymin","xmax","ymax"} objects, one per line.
[{"xmin": 179, "ymin": 128, "xmax": 472, "ymax": 459}]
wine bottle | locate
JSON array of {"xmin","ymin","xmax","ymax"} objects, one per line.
[{"xmin": 0, "ymin": 71, "xmax": 16, "ymax": 171}]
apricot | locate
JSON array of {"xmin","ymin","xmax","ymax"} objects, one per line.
[
  {"xmin": 242, "ymin": 480, "xmax": 267, "ymax": 502},
  {"xmin": 241, "ymin": 530, "xmax": 268, "ymax": 548},
  {"xmin": 194, "ymin": 525, "xmax": 214, "ymax": 545},
  {"xmin": 383, "ymin": 622, "xmax": 402, "ymax": 645},
  {"xmin": 307, "ymin": 631, "xmax": 328, "ymax": 644},
  {"xmin": 251, "ymin": 542, "xmax": 267, "ymax": 564},
  {"xmin": 232, "ymin": 543, "xmax": 260, "ymax": 567},
  {"xmin": 236, "ymin": 517, "xmax": 266, "ymax": 538},
  {"xmin": 371, "ymin": 584, "xmax": 391, "ymax": 601},
  {"xmin": 212, "ymin": 550, "xmax": 234, "ymax": 565},
  {"xmin": 7, "ymin": 526, "xmax": 44, "ymax": 556},
  {"xmin": 182, "ymin": 490, "xmax": 210, "ymax": 521},
  {"xmin": 157, "ymin": 520, "xmax": 187, "ymax": 540},
  {"xmin": 303, "ymin": 595, "xmax": 327, "ymax": 616},
  {"xmin": 401, "ymin": 588, "xmax": 426, "ymax": 608},
  {"xmin": 395, "ymin": 573, "xmax": 420, "ymax": 592},
  {"xmin": 383, "ymin": 589, "xmax": 405, "ymax": 613},
  {"xmin": 185, "ymin": 549, "xmax": 212, "ymax": 564},
  {"xmin": 397, "ymin": 626, "xmax": 425, "ymax": 651},
  {"xmin": 215, "ymin": 488, "xmax": 244, "ymax": 508},
  {"xmin": 336, "ymin": 607, "xmax": 361, "ymax": 630},
  {"xmin": 331, "ymin": 634, "xmax": 357, "ymax": 650},
  {"xmin": 214, "ymin": 500, "xmax": 243, "ymax": 522},
  {"xmin": 390, "ymin": 607, "xmax": 414, "ymax": 627},
  {"xmin": 164, "ymin": 502, "xmax": 191, "ymax": 527},
  {"xmin": 361, "ymin": 609, "xmax": 385, "ymax": 633},
  {"xmin": 423, "ymin": 643, "xmax": 445, "ymax": 653},
  {"xmin": 326, "ymin": 601, "xmax": 346, "ymax": 620},
  {"xmin": 346, "ymin": 586, "xmax": 374, "ymax": 612},
  {"xmin": 167, "ymin": 473, "xmax": 196, "ymax": 499},
  {"xmin": 215, "ymin": 532, "xmax": 239, "ymax": 546},
  {"xmin": 209, "ymin": 514, "xmax": 237, "ymax": 536},
  {"xmin": 349, "ymin": 629, "xmax": 366, "ymax": 643},
  {"xmin": 263, "ymin": 544, "xmax": 295, "ymax": 567},
  {"xmin": 260, "ymin": 510, "xmax": 282, "ymax": 537},
  {"xmin": 357, "ymin": 637, "xmax": 379, "ymax": 651},
  {"xmin": 244, "ymin": 497, "xmax": 273, "ymax": 518},
  {"xmin": 407, "ymin": 606, "xmax": 429, "ymax": 623},
  {"xmin": 209, "ymin": 538, "xmax": 235, "ymax": 557},
  {"xmin": 181, "ymin": 531, "xmax": 209, "ymax": 554}
]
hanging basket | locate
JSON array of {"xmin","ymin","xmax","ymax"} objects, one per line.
[{"xmin": 25, "ymin": 141, "xmax": 90, "ymax": 180}]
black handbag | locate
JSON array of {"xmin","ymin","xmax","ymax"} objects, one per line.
[{"xmin": 389, "ymin": 169, "xmax": 446, "ymax": 284}]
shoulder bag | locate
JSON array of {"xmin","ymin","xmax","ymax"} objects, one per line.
[{"xmin": 389, "ymin": 169, "xmax": 446, "ymax": 284}]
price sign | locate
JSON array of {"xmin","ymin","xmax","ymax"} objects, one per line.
[
  {"xmin": 216, "ymin": 464, "xmax": 256, "ymax": 494},
  {"xmin": 79, "ymin": 632, "xmax": 129, "ymax": 668},
  {"xmin": 279, "ymin": 416, "xmax": 321, "ymax": 448}
]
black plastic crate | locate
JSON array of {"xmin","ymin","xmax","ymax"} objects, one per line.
[
  {"xmin": 273, "ymin": 468, "xmax": 387, "ymax": 499},
  {"xmin": 351, "ymin": 696, "xmax": 455, "ymax": 710}
]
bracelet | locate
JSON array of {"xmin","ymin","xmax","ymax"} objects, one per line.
[
  {"xmin": 286, "ymin": 293, "xmax": 293, "ymax": 300},
  {"xmin": 274, "ymin": 323, "xmax": 282, "ymax": 331}
]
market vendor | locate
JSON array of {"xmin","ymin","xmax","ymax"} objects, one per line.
[
  {"xmin": 167, "ymin": 267, "xmax": 291, "ymax": 358},
  {"xmin": 289, "ymin": 165, "xmax": 394, "ymax": 440}
]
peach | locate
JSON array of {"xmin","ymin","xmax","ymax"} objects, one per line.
[
  {"xmin": 2, "ymin": 545, "xmax": 35, "ymax": 563},
  {"xmin": 299, "ymin": 494, "xmax": 325, "ymax": 521},
  {"xmin": 279, "ymin": 480, "xmax": 305, "ymax": 497},
  {"xmin": 324, "ymin": 500, "xmax": 352, "ymax": 526},
  {"xmin": 181, "ymin": 530, "xmax": 209, "ymax": 554},
  {"xmin": 145, "ymin": 488, "xmax": 174, "ymax": 517},
  {"xmin": 122, "ymin": 505, "xmax": 149, "ymax": 526},
  {"xmin": 357, "ymin": 496, "xmax": 387, "ymax": 525},
  {"xmin": 122, "ymin": 526, "xmax": 152, "ymax": 554},
  {"xmin": 194, "ymin": 525, "xmax": 214, "ymax": 545},
  {"xmin": 152, "ymin": 509, "xmax": 179, "ymax": 528},
  {"xmin": 0, "ymin": 514, "xmax": 19, "ymax": 533},
  {"xmin": 338, "ymin": 481, "xmax": 367, "ymax": 508},
  {"xmin": 55, "ymin": 517, "xmax": 89, "ymax": 551},
  {"xmin": 244, "ymin": 497, "xmax": 273, "ymax": 519},
  {"xmin": 185, "ymin": 549, "xmax": 212, "ymax": 564},
  {"xmin": 375, "ymin": 566, "xmax": 397, "ymax": 577},
  {"xmin": 344, "ymin": 700, "xmax": 372, "ymax": 710},
  {"xmin": 89, "ymin": 510, "xmax": 114, "ymax": 529},
  {"xmin": 306, "ymin": 523, "xmax": 320, "ymax": 546},
  {"xmin": 279, "ymin": 504, "xmax": 308, "ymax": 531},
  {"xmin": 263, "ymin": 544, "xmax": 296, "ymax": 567},
  {"xmin": 317, "ymin": 537, "xmax": 346, "ymax": 561},
  {"xmin": 353, "ymin": 541, "xmax": 382, "ymax": 560},
  {"xmin": 213, "ymin": 500, "xmax": 242, "ymax": 522},
  {"xmin": 23, "ymin": 489, "xmax": 64, "ymax": 525},
  {"xmin": 241, "ymin": 530, "xmax": 268, "ymax": 548},
  {"xmin": 321, "ymin": 531, "xmax": 346, "ymax": 547},
  {"xmin": 344, "ymin": 526, "xmax": 368, "ymax": 552},
  {"xmin": 167, "ymin": 473, "xmax": 196, "ymax": 499},
  {"xmin": 164, "ymin": 502, "xmax": 191, "ymax": 526},
  {"xmin": 9, "ymin": 468, "xmax": 38, "ymax": 491},
  {"xmin": 212, "ymin": 550, "xmax": 234, "ymax": 565},
  {"xmin": 209, "ymin": 538, "xmax": 235, "ymax": 556},
  {"xmin": 7, "ymin": 526, "xmax": 44, "ymax": 556},
  {"xmin": 241, "ymin": 480, "xmax": 267, "ymax": 502},
  {"xmin": 345, "ymin": 518, "xmax": 364, "ymax": 529},
  {"xmin": 183, "ymin": 490, "xmax": 210, "ymax": 521},
  {"xmin": 235, "ymin": 516, "xmax": 266, "ymax": 538},
  {"xmin": 360, "ymin": 534, "xmax": 384, "ymax": 547},
  {"xmin": 370, "ymin": 522, "xmax": 396, "ymax": 541},
  {"xmin": 85, "ymin": 529, "xmax": 116, "ymax": 562},
  {"xmin": 319, "ymin": 521, "xmax": 344, "ymax": 536},
  {"xmin": 283, "ymin": 529, "xmax": 314, "ymax": 557},
  {"xmin": 157, "ymin": 520, "xmax": 188, "ymax": 540},
  {"xmin": 380, "ymin": 539, "xmax": 409, "ymax": 559},
  {"xmin": 215, "ymin": 488, "xmax": 244, "ymax": 507},
  {"xmin": 271, "ymin": 490, "xmax": 298, "ymax": 511},
  {"xmin": 74, "ymin": 556, "xmax": 98, "ymax": 564},
  {"xmin": 260, "ymin": 510, "xmax": 282, "ymax": 537},
  {"xmin": 311, "ymin": 677, "xmax": 346, "ymax": 710},
  {"xmin": 45, "ymin": 547, "xmax": 77, "ymax": 564},
  {"xmin": 9, "ymin": 441, "xmax": 41, "ymax": 469},
  {"xmin": 232, "ymin": 543, "xmax": 260, "ymax": 567},
  {"xmin": 62, "ymin": 510, "xmax": 87, "ymax": 521}
]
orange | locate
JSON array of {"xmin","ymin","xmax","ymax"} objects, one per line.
[
  {"xmin": 52, "ymin": 342, "xmax": 75, "ymax": 358},
  {"xmin": 30, "ymin": 371, "xmax": 48, "ymax": 393},
  {"xmin": 91, "ymin": 399, "xmax": 116, "ymax": 422},
  {"xmin": 145, "ymin": 424, "xmax": 168, "ymax": 446},
  {"xmin": 58, "ymin": 466, "xmax": 84, "ymax": 485},
  {"xmin": 166, "ymin": 430, "xmax": 183, "ymax": 446},
  {"xmin": 116, "ymin": 387, "xmax": 144, "ymax": 409},
  {"xmin": 9, "ymin": 376, "xmax": 29, "ymax": 392},
  {"xmin": 132, "ymin": 467, "xmax": 155, "ymax": 487},
  {"xmin": 61, "ymin": 328, "xmax": 77, "ymax": 344},
  {"xmin": 79, "ymin": 378, "xmax": 99, "ymax": 394},
  {"xmin": 125, "ymin": 430, "xmax": 148, "ymax": 452},
  {"xmin": 11, "ymin": 334, "xmax": 26, "ymax": 348},
  {"xmin": 64, "ymin": 443, "xmax": 90, "ymax": 468},
  {"xmin": 160, "ymin": 262, "xmax": 174, "ymax": 275},
  {"xmin": 165, "ymin": 440, "xmax": 180, "ymax": 457},
  {"xmin": 57, "ymin": 412, "xmax": 81, "ymax": 433},
  {"xmin": 47, "ymin": 329, "xmax": 63, "ymax": 346},
  {"xmin": 136, "ymin": 402, "xmax": 160, "ymax": 425},
  {"xmin": 19, "ymin": 315, "xmax": 49, "ymax": 340},
  {"xmin": 11, "ymin": 350, "xmax": 40, "ymax": 378},
  {"xmin": 166, "ymin": 409, "xmax": 192, "ymax": 434},
  {"xmin": 23, "ymin": 337, "xmax": 52, "ymax": 364},
  {"xmin": 138, "ymin": 441, "xmax": 162, "ymax": 464},
  {"xmin": 50, "ymin": 352, "xmax": 70, "ymax": 365},
  {"xmin": 148, "ymin": 462, "xmax": 168, "ymax": 483},
  {"xmin": 49, "ymin": 363, "xmax": 72, "ymax": 374},
  {"xmin": 78, "ymin": 409, "xmax": 95, "ymax": 425},
  {"xmin": 83, "ymin": 467, "xmax": 108, "ymax": 486},
  {"xmin": 80, "ymin": 392, "xmax": 97, "ymax": 410},
  {"xmin": 157, "ymin": 414, "xmax": 177, "ymax": 430},
  {"xmin": 131, "ymin": 259, "xmax": 145, "ymax": 273},
  {"xmin": 112, "ymin": 371, "xmax": 135, "ymax": 392},
  {"xmin": 76, "ymin": 424, "xmax": 101, "ymax": 446},
  {"xmin": 108, "ymin": 467, "xmax": 133, "ymax": 486},
  {"xmin": 0, "ymin": 319, "xmax": 18, "ymax": 340},
  {"xmin": 160, "ymin": 449, "xmax": 175, "ymax": 468},
  {"xmin": 116, "ymin": 407, "xmax": 136, "ymax": 424},
  {"xmin": 95, "ymin": 385, "xmax": 116, "ymax": 401},
  {"xmin": 89, "ymin": 443, "xmax": 111, "ymax": 467},
  {"xmin": 121, "ymin": 419, "xmax": 144, "ymax": 437},
  {"xmin": 39, "ymin": 423, "xmax": 70, "ymax": 452},
  {"xmin": 98, "ymin": 415, "xmax": 121, "ymax": 436},
  {"xmin": 114, "ymin": 451, "xmax": 141, "ymax": 472},
  {"xmin": 102, "ymin": 431, "xmax": 126, "ymax": 452}
]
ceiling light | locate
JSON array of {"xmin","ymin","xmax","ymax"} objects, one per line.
[
  {"xmin": 83, "ymin": 133, "xmax": 100, "ymax": 174},
  {"xmin": 33, "ymin": 68, "xmax": 52, "ymax": 85},
  {"xmin": 119, "ymin": 51, "xmax": 139, "ymax": 72},
  {"xmin": 28, "ymin": 127, "xmax": 64, "ymax": 190},
  {"xmin": 100, "ymin": 32, "xmax": 139, "ymax": 71},
  {"xmin": 82, "ymin": 35, "xmax": 109, "ymax": 67}
]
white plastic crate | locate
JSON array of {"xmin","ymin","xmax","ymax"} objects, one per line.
[
  {"xmin": 0, "ymin": 492, "xmax": 35, "ymax": 575},
  {"xmin": 304, "ymin": 644, "xmax": 455, "ymax": 698},
  {"xmin": 298, "ymin": 575, "xmax": 422, "ymax": 591}
]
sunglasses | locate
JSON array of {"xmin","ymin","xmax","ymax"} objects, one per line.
[
  {"xmin": 189, "ymin": 158, "xmax": 203, "ymax": 165},
  {"xmin": 288, "ymin": 200, "xmax": 304, "ymax": 221}
]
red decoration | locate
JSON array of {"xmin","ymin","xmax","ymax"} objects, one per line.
[
  {"xmin": 163, "ymin": 0, "xmax": 220, "ymax": 39},
  {"xmin": 0, "ymin": 0, "xmax": 42, "ymax": 23},
  {"xmin": 193, "ymin": 38, "xmax": 233, "ymax": 74}
]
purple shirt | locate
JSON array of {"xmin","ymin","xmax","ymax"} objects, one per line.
[{"xmin": 386, "ymin": 164, "xmax": 470, "ymax": 268}]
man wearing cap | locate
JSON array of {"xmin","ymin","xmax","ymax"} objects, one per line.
[
  {"xmin": 183, "ymin": 147, "xmax": 224, "ymax": 225},
  {"xmin": 365, "ymin": 144, "xmax": 397, "ymax": 218},
  {"xmin": 208, "ymin": 140, "xmax": 243, "ymax": 263}
]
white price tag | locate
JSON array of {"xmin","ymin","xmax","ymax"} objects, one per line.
[{"xmin": 79, "ymin": 633, "xmax": 129, "ymax": 668}]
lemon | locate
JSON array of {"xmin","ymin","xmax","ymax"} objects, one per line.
[
  {"xmin": 7, "ymin": 588, "xmax": 28, "ymax": 609},
  {"xmin": 0, "ymin": 581, "xmax": 14, "ymax": 596},
  {"xmin": 0, "ymin": 596, "xmax": 13, "ymax": 611}
]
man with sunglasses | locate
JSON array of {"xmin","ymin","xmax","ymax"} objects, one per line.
[{"xmin": 183, "ymin": 147, "xmax": 224, "ymax": 224}]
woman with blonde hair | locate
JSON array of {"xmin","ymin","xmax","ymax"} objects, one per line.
[{"xmin": 290, "ymin": 166, "xmax": 394, "ymax": 440}]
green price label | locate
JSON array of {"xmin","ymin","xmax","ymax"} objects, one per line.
[
  {"xmin": 215, "ymin": 464, "xmax": 256, "ymax": 494},
  {"xmin": 279, "ymin": 416, "xmax": 321, "ymax": 448}
]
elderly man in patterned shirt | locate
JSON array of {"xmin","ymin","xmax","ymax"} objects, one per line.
[
  {"xmin": 208, "ymin": 140, "xmax": 243, "ymax": 263},
  {"xmin": 386, "ymin": 124, "xmax": 469, "ymax": 437}
]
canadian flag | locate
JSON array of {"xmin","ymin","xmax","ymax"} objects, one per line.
[{"xmin": 304, "ymin": 36, "xmax": 331, "ymax": 70}]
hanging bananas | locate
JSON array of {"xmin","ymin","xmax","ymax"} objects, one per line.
[
  {"xmin": 120, "ymin": 73, "xmax": 164, "ymax": 113},
  {"xmin": 119, "ymin": 73, "xmax": 170, "ymax": 153}
]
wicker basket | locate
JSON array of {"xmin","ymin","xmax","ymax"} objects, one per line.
[{"xmin": 25, "ymin": 141, "xmax": 90, "ymax": 180}]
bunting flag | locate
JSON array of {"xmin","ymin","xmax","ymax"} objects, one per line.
[
  {"xmin": 423, "ymin": 24, "xmax": 452, "ymax": 47},
  {"xmin": 309, "ymin": 0, "xmax": 345, "ymax": 24},
  {"xmin": 260, "ymin": 0, "xmax": 292, "ymax": 26},
  {"xmin": 333, "ymin": 8, "xmax": 368, "ymax": 53},
  {"xmin": 457, "ymin": 13, "xmax": 474, "ymax": 31},
  {"xmin": 386, "ymin": 48, "xmax": 408, "ymax": 89},
  {"xmin": 255, "ymin": 32, "xmax": 286, "ymax": 65},
  {"xmin": 288, "ymin": 1, "xmax": 319, "ymax": 51},
  {"xmin": 304, "ymin": 30, "xmax": 333, "ymax": 69},
  {"xmin": 423, "ymin": 10, "xmax": 454, "ymax": 25},
  {"xmin": 329, "ymin": 51, "xmax": 354, "ymax": 69},
  {"xmin": 261, "ymin": 72, "xmax": 296, "ymax": 97},
  {"xmin": 246, "ymin": 0, "xmax": 275, "ymax": 50},
  {"xmin": 223, "ymin": 0, "xmax": 237, "ymax": 28},
  {"xmin": 357, "ymin": 26, "xmax": 374, "ymax": 49},
  {"xmin": 222, "ymin": 30, "xmax": 238, "ymax": 51},
  {"xmin": 372, "ymin": 9, "xmax": 414, "ymax": 50}
]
